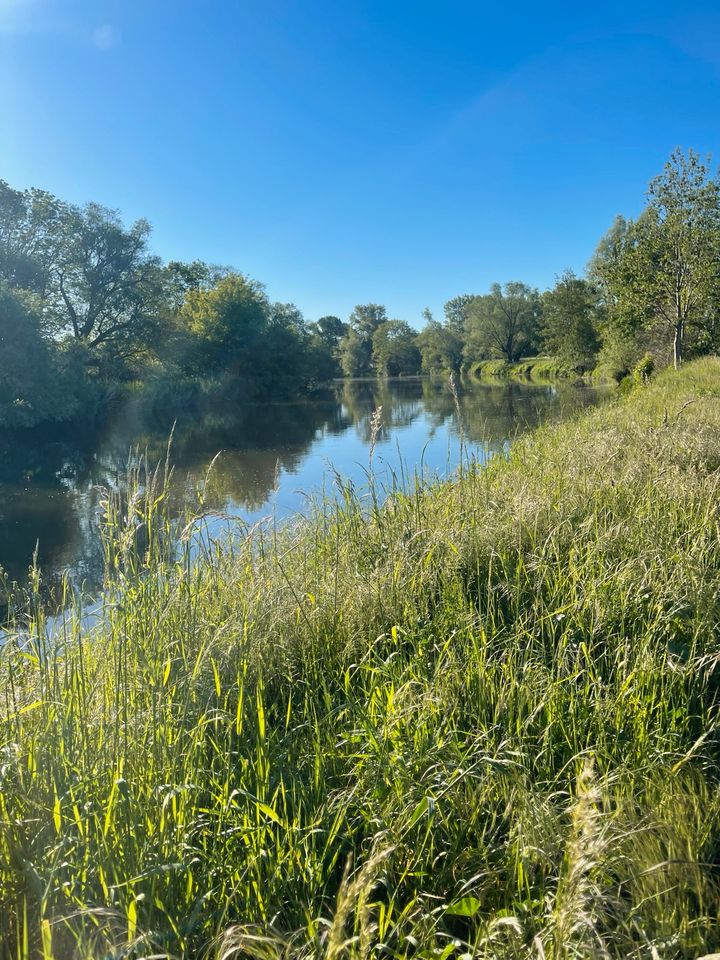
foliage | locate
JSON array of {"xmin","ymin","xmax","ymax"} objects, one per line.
[
  {"xmin": 594, "ymin": 149, "xmax": 720, "ymax": 368},
  {"xmin": 469, "ymin": 356, "xmax": 583, "ymax": 382},
  {"xmin": 416, "ymin": 312, "xmax": 462, "ymax": 374},
  {"xmin": 175, "ymin": 278, "xmax": 316, "ymax": 399},
  {"xmin": 2, "ymin": 360, "xmax": 720, "ymax": 957},
  {"xmin": 2, "ymin": 145, "xmax": 720, "ymax": 432},
  {"xmin": 340, "ymin": 303, "xmax": 388, "ymax": 376},
  {"xmin": 443, "ymin": 293, "xmax": 476, "ymax": 337},
  {"xmin": 0, "ymin": 284, "xmax": 103, "ymax": 427},
  {"xmin": 632, "ymin": 352, "xmax": 655, "ymax": 384},
  {"xmin": 0, "ymin": 179, "xmax": 346, "ymax": 427},
  {"xmin": 371, "ymin": 319, "xmax": 421, "ymax": 376},
  {"xmin": 0, "ymin": 180, "xmax": 62, "ymax": 294},
  {"xmin": 542, "ymin": 270, "xmax": 600, "ymax": 370},
  {"xmin": 305, "ymin": 316, "xmax": 347, "ymax": 381},
  {"xmin": 42, "ymin": 202, "xmax": 166, "ymax": 357},
  {"xmin": 264, "ymin": 301, "xmax": 315, "ymax": 396},
  {"xmin": 0, "ymin": 285, "xmax": 68, "ymax": 427},
  {"xmin": 312, "ymin": 314, "xmax": 347, "ymax": 346},
  {"xmin": 179, "ymin": 272, "xmax": 270, "ymax": 374},
  {"xmin": 464, "ymin": 282, "xmax": 542, "ymax": 364}
]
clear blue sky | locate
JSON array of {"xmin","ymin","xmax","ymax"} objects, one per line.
[{"xmin": 2, "ymin": 0, "xmax": 719, "ymax": 326}]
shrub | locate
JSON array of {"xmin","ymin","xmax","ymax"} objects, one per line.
[{"xmin": 632, "ymin": 352, "xmax": 655, "ymax": 384}]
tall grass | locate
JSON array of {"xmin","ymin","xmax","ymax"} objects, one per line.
[{"xmin": 1, "ymin": 359, "xmax": 720, "ymax": 958}]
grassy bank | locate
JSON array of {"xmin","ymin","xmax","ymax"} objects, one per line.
[
  {"xmin": 468, "ymin": 358, "xmax": 589, "ymax": 383},
  {"xmin": 2, "ymin": 360, "xmax": 720, "ymax": 958}
]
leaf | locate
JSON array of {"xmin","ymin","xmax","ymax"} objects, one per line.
[
  {"xmin": 406, "ymin": 796, "xmax": 430, "ymax": 831},
  {"xmin": 19, "ymin": 699, "xmax": 44, "ymax": 715},
  {"xmin": 445, "ymin": 895, "xmax": 483, "ymax": 918},
  {"xmin": 256, "ymin": 686, "xmax": 265, "ymax": 740},
  {"xmin": 127, "ymin": 897, "xmax": 137, "ymax": 941},
  {"xmin": 256, "ymin": 801, "xmax": 285, "ymax": 826}
]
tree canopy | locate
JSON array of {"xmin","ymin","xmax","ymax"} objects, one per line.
[
  {"xmin": 542, "ymin": 272, "xmax": 600, "ymax": 371},
  {"xmin": 594, "ymin": 150, "xmax": 720, "ymax": 368},
  {"xmin": 340, "ymin": 304, "xmax": 388, "ymax": 377},
  {"xmin": 371, "ymin": 320, "xmax": 422, "ymax": 376},
  {"xmin": 464, "ymin": 282, "xmax": 542, "ymax": 364}
]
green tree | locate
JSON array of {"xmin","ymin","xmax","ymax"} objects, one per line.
[
  {"xmin": 464, "ymin": 282, "xmax": 542, "ymax": 364},
  {"xmin": 595, "ymin": 150, "xmax": 720, "ymax": 368},
  {"xmin": 371, "ymin": 320, "xmax": 421, "ymax": 376},
  {"xmin": 41, "ymin": 201, "xmax": 166, "ymax": 365},
  {"xmin": 0, "ymin": 181, "xmax": 62, "ymax": 295},
  {"xmin": 262, "ymin": 302, "xmax": 311, "ymax": 396},
  {"xmin": 339, "ymin": 327, "xmax": 369, "ymax": 378},
  {"xmin": 306, "ymin": 315, "xmax": 347, "ymax": 381},
  {"xmin": 587, "ymin": 216, "xmax": 640, "ymax": 378},
  {"xmin": 179, "ymin": 272, "xmax": 270, "ymax": 379},
  {"xmin": 164, "ymin": 260, "xmax": 230, "ymax": 310},
  {"xmin": 312, "ymin": 315, "xmax": 346, "ymax": 346},
  {"xmin": 0, "ymin": 285, "xmax": 68, "ymax": 427},
  {"xmin": 416, "ymin": 313, "xmax": 462, "ymax": 374},
  {"xmin": 349, "ymin": 303, "xmax": 388, "ymax": 340},
  {"xmin": 340, "ymin": 303, "xmax": 388, "ymax": 376},
  {"xmin": 443, "ymin": 294, "xmax": 476, "ymax": 339},
  {"xmin": 541, "ymin": 271, "xmax": 600, "ymax": 370}
]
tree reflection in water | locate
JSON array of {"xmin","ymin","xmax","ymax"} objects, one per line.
[{"xmin": 0, "ymin": 378, "xmax": 606, "ymax": 601}]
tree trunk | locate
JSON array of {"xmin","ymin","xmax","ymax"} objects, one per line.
[{"xmin": 673, "ymin": 320, "xmax": 683, "ymax": 369}]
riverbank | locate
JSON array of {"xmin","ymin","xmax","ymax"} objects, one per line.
[
  {"xmin": 2, "ymin": 359, "xmax": 720, "ymax": 958},
  {"xmin": 468, "ymin": 357, "xmax": 593, "ymax": 382}
]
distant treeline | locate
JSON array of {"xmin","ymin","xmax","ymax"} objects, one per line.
[{"xmin": 1, "ymin": 147, "xmax": 719, "ymax": 429}]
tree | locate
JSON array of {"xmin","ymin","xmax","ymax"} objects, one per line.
[
  {"xmin": 179, "ymin": 272, "xmax": 270, "ymax": 379},
  {"xmin": 371, "ymin": 320, "xmax": 421, "ymax": 376},
  {"xmin": 164, "ymin": 260, "xmax": 230, "ymax": 310},
  {"xmin": 339, "ymin": 303, "xmax": 388, "ymax": 376},
  {"xmin": 339, "ymin": 327, "xmax": 369, "ymax": 378},
  {"xmin": 348, "ymin": 303, "xmax": 388, "ymax": 340},
  {"xmin": 42, "ymin": 201, "xmax": 165, "ymax": 361},
  {"xmin": 464, "ymin": 282, "xmax": 542, "ymax": 364},
  {"xmin": 595, "ymin": 150, "xmax": 720, "ymax": 368},
  {"xmin": 306, "ymin": 315, "xmax": 347, "ymax": 381},
  {"xmin": 262, "ymin": 302, "xmax": 311, "ymax": 396},
  {"xmin": 416, "ymin": 313, "xmax": 462, "ymax": 374},
  {"xmin": 0, "ymin": 181, "xmax": 63, "ymax": 296},
  {"xmin": 312, "ymin": 315, "xmax": 346, "ymax": 346},
  {"xmin": 587, "ymin": 215, "xmax": 629, "ymax": 298},
  {"xmin": 542, "ymin": 271, "xmax": 600, "ymax": 370},
  {"xmin": 443, "ymin": 295, "xmax": 476, "ymax": 338},
  {"xmin": 0, "ymin": 285, "xmax": 67, "ymax": 427}
]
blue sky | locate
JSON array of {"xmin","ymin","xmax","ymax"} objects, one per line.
[{"xmin": 2, "ymin": 0, "xmax": 720, "ymax": 326}]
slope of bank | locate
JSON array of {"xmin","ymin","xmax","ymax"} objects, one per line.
[
  {"xmin": 2, "ymin": 359, "xmax": 720, "ymax": 958},
  {"xmin": 468, "ymin": 356, "xmax": 581, "ymax": 381}
]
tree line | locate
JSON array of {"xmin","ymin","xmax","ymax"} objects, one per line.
[
  {"xmin": 321, "ymin": 149, "xmax": 720, "ymax": 382},
  {"xmin": 1, "ymin": 147, "xmax": 719, "ymax": 430}
]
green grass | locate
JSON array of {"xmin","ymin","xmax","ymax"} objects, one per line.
[
  {"xmin": 2, "ymin": 359, "xmax": 720, "ymax": 958},
  {"xmin": 467, "ymin": 358, "xmax": 588, "ymax": 383}
]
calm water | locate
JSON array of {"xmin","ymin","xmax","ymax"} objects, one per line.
[{"xmin": 0, "ymin": 378, "xmax": 606, "ymax": 600}]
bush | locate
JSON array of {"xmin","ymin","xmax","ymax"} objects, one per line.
[{"xmin": 632, "ymin": 352, "xmax": 655, "ymax": 384}]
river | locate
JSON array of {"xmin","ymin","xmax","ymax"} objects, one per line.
[{"xmin": 0, "ymin": 377, "xmax": 606, "ymax": 603}]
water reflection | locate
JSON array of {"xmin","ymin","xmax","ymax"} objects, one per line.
[{"xmin": 0, "ymin": 377, "xmax": 606, "ymax": 597}]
